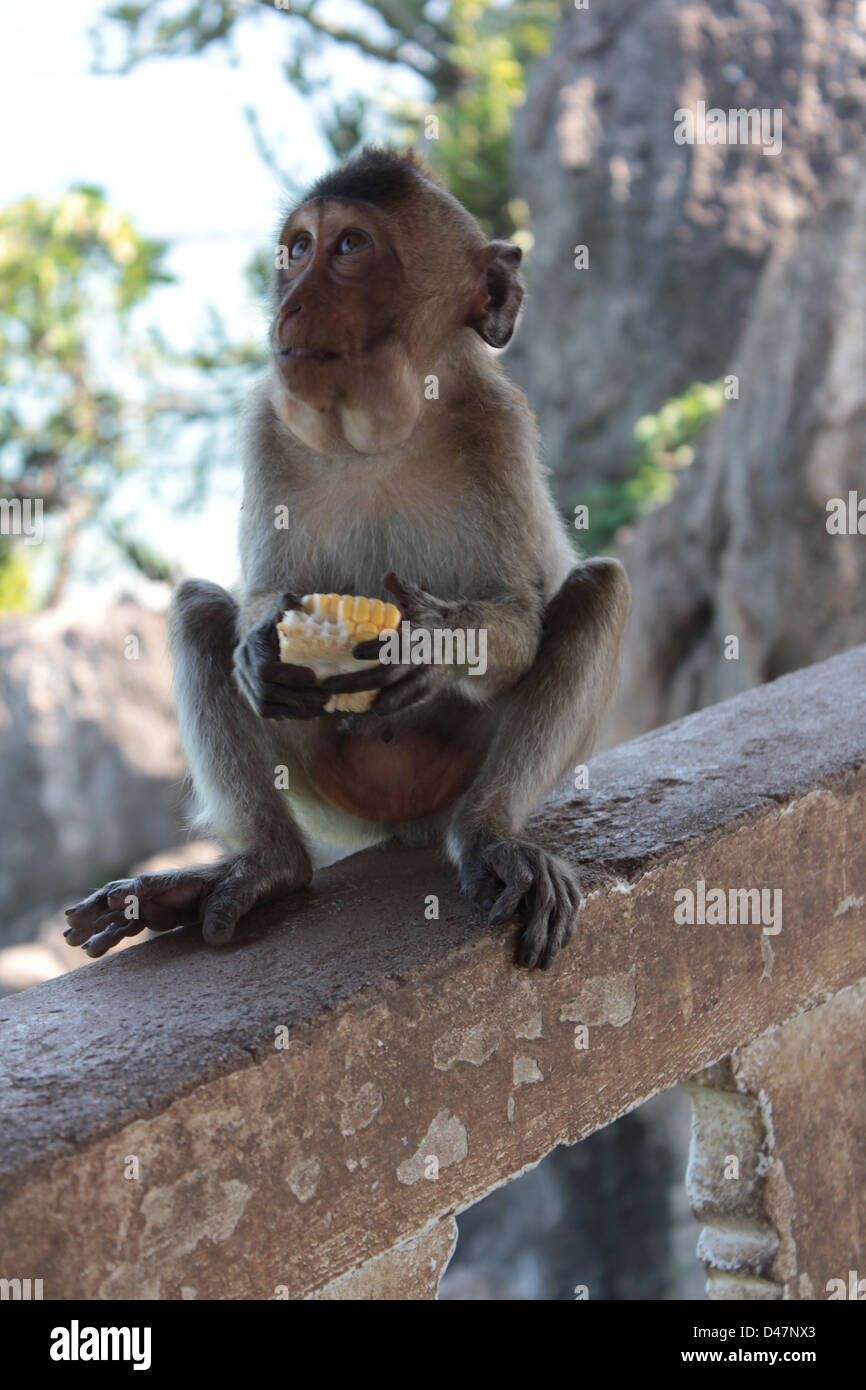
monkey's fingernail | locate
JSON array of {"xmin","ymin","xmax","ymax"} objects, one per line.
[{"xmin": 203, "ymin": 921, "xmax": 235, "ymax": 946}]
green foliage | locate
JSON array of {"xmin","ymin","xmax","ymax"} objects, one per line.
[
  {"xmin": 396, "ymin": 0, "xmax": 561, "ymax": 236},
  {"xmin": 572, "ymin": 381, "xmax": 727, "ymax": 555},
  {"xmin": 0, "ymin": 188, "xmax": 173, "ymax": 608},
  {"xmin": 95, "ymin": 0, "xmax": 561, "ymax": 235},
  {"xmin": 0, "ymin": 543, "xmax": 32, "ymax": 612}
]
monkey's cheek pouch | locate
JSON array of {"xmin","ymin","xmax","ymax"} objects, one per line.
[{"xmin": 276, "ymin": 593, "xmax": 402, "ymax": 714}]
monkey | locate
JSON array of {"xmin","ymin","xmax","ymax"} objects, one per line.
[{"xmin": 64, "ymin": 147, "xmax": 630, "ymax": 971}]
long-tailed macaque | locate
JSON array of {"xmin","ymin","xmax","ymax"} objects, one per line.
[{"xmin": 65, "ymin": 148, "xmax": 630, "ymax": 970}]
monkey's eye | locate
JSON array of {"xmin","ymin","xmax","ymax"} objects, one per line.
[
  {"xmin": 336, "ymin": 229, "xmax": 371, "ymax": 256},
  {"xmin": 289, "ymin": 233, "xmax": 312, "ymax": 260}
]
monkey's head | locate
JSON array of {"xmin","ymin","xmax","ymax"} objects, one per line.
[{"xmin": 269, "ymin": 146, "xmax": 524, "ymax": 455}]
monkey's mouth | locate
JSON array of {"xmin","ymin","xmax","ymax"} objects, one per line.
[{"xmin": 278, "ymin": 347, "xmax": 340, "ymax": 362}]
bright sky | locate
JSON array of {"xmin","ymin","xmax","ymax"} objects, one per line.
[{"xmin": 0, "ymin": 0, "xmax": 415, "ymax": 604}]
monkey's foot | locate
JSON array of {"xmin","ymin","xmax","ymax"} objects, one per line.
[
  {"xmin": 459, "ymin": 838, "xmax": 582, "ymax": 970},
  {"xmin": 63, "ymin": 848, "xmax": 313, "ymax": 958}
]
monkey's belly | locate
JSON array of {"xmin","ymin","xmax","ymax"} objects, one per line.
[{"xmin": 310, "ymin": 732, "xmax": 475, "ymax": 823}]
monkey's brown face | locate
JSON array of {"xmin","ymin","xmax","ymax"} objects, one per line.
[{"xmin": 270, "ymin": 199, "xmax": 424, "ymax": 455}]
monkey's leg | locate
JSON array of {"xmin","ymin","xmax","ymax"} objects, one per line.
[
  {"xmin": 65, "ymin": 579, "xmax": 313, "ymax": 956},
  {"xmin": 446, "ymin": 559, "xmax": 631, "ymax": 969}
]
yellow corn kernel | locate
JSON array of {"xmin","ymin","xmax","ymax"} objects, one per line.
[{"xmin": 277, "ymin": 592, "xmax": 404, "ymax": 715}]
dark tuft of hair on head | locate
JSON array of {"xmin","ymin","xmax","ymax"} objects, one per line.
[{"xmin": 295, "ymin": 146, "xmax": 440, "ymax": 213}]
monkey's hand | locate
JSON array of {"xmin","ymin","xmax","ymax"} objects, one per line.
[
  {"xmin": 319, "ymin": 571, "xmax": 458, "ymax": 716},
  {"xmin": 458, "ymin": 837, "xmax": 582, "ymax": 970},
  {"xmin": 233, "ymin": 592, "xmax": 328, "ymax": 720}
]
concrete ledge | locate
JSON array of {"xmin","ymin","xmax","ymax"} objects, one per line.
[{"xmin": 0, "ymin": 646, "xmax": 864, "ymax": 1298}]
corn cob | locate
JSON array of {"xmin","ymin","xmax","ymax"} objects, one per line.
[{"xmin": 277, "ymin": 593, "xmax": 401, "ymax": 713}]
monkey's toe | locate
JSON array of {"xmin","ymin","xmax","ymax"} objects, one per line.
[{"xmin": 63, "ymin": 870, "xmax": 213, "ymax": 951}]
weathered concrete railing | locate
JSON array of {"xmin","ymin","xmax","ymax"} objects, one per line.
[{"xmin": 0, "ymin": 646, "xmax": 864, "ymax": 1300}]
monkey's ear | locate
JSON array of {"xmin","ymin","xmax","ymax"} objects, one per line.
[{"xmin": 468, "ymin": 241, "xmax": 524, "ymax": 348}]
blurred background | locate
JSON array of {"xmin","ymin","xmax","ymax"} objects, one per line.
[{"xmin": 1, "ymin": 0, "xmax": 865, "ymax": 1299}]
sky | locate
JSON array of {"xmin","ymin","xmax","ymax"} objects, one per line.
[{"xmin": 0, "ymin": 0, "xmax": 414, "ymax": 603}]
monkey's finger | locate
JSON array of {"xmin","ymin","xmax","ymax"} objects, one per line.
[
  {"xmin": 320, "ymin": 663, "xmax": 408, "ymax": 694},
  {"xmin": 84, "ymin": 918, "xmax": 147, "ymax": 959},
  {"xmin": 65, "ymin": 879, "xmax": 130, "ymax": 924},
  {"xmin": 489, "ymin": 880, "xmax": 531, "ymax": 929},
  {"xmin": 105, "ymin": 874, "xmax": 207, "ymax": 915},
  {"xmin": 382, "ymin": 571, "xmax": 425, "ymax": 617},
  {"xmin": 277, "ymin": 591, "xmax": 306, "ymax": 614},
  {"xmin": 65, "ymin": 905, "xmax": 135, "ymax": 944},
  {"xmin": 235, "ymin": 665, "xmax": 326, "ymax": 719},
  {"xmin": 545, "ymin": 868, "xmax": 582, "ymax": 966},
  {"xmin": 372, "ymin": 668, "xmax": 433, "ymax": 715},
  {"xmin": 487, "ymin": 852, "xmax": 534, "ymax": 925},
  {"xmin": 257, "ymin": 659, "xmax": 320, "ymax": 686},
  {"xmin": 518, "ymin": 863, "xmax": 558, "ymax": 970},
  {"xmin": 201, "ymin": 875, "xmax": 258, "ymax": 946},
  {"xmin": 540, "ymin": 885, "xmax": 579, "ymax": 971},
  {"xmin": 261, "ymin": 700, "xmax": 326, "ymax": 720},
  {"xmin": 64, "ymin": 917, "xmax": 102, "ymax": 946},
  {"xmin": 253, "ymin": 678, "xmax": 327, "ymax": 707},
  {"xmin": 460, "ymin": 863, "xmax": 503, "ymax": 914},
  {"xmin": 351, "ymin": 637, "xmax": 390, "ymax": 661},
  {"xmin": 64, "ymin": 899, "xmax": 125, "ymax": 943},
  {"xmin": 520, "ymin": 858, "xmax": 579, "ymax": 970}
]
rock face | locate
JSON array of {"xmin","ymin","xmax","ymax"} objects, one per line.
[
  {"xmin": 509, "ymin": 0, "xmax": 866, "ymax": 499},
  {"xmin": 0, "ymin": 602, "xmax": 187, "ymax": 934},
  {"xmin": 605, "ymin": 170, "xmax": 866, "ymax": 745}
]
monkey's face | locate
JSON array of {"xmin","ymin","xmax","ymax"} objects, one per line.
[{"xmin": 270, "ymin": 199, "xmax": 432, "ymax": 455}]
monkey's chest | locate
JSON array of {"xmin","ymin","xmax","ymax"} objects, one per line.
[{"xmin": 310, "ymin": 729, "xmax": 475, "ymax": 823}]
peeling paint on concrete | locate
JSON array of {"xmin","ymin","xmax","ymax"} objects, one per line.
[
  {"xmin": 672, "ymin": 955, "xmax": 694, "ymax": 1022},
  {"xmin": 433, "ymin": 978, "xmax": 541, "ymax": 1069},
  {"xmin": 760, "ymin": 933, "xmax": 775, "ymax": 982},
  {"xmin": 396, "ymin": 1111, "xmax": 468, "ymax": 1185},
  {"xmin": 337, "ymin": 1080, "xmax": 383, "ymax": 1137},
  {"xmin": 834, "ymin": 893, "xmax": 864, "ymax": 916},
  {"xmin": 98, "ymin": 1175, "xmax": 252, "ymax": 1299},
  {"xmin": 560, "ymin": 965, "xmax": 637, "ymax": 1027},
  {"xmin": 432, "ymin": 1021, "xmax": 499, "ymax": 1070},
  {"xmin": 513, "ymin": 1056, "xmax": 543, "ymax": 1086},
  {"xmin": 287, "ymin": 1158, "xmax": 321, "ymax": 1204}
]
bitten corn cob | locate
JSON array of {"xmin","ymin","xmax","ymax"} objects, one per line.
[{"xmin": 277, "ymin": 593, "xmax": 402, "ymax": 713}]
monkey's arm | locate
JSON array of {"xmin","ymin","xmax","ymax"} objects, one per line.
[
  {"xmin": 320, "ymin": 570, "xmax": 544, "ymax": 714},
  {"xmin": 65, "ymin": 579, "xmax": 317, "ymax": 955}
]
